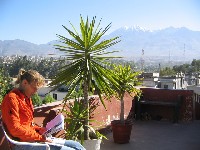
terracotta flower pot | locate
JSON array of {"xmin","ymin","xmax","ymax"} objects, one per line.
[{"xmin": 111, "ymin": 120, "xmax": 132, "ymax": 144}]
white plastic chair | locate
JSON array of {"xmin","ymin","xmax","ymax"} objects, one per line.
[{"xmin": 0, "ymin": 122, "xmax": 50, "ymax": 150}]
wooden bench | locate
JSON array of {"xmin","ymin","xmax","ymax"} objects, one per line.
[{"xmin": 135, "ymin": 95, "xmax": 183, "ymax": 123}]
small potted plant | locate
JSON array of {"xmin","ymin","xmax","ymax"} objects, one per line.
[
  {"xmin": 111, "ymin": 64, "xmax": 141, "ymax": 144},
  {"xmin": 63, "ymin": 93, "xmax": 107, "ymax": 150}
]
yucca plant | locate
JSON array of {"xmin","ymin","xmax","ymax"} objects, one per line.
[
  {"xmin": 50, "ymin": 15, "xmax": 121, "ymax": 140},
  {"xmin": 111, "ymin": 65, "xmax": 141, "ymax": 124}
]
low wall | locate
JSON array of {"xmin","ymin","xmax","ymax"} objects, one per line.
[
  {"xmin": 89, "ymin": 92, "xmax": 133, "ymax": 128},
  {"xmin": 34, "ymin": 92, "xmax": 134, "ymax": 129}
]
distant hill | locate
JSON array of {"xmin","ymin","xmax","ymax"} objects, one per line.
[
  {"xmin": 0, "ymin": 39, "xmax": 61, "ymax": 56},
  {"xmin": 0, "ymin": 26, "xmax": 200, "ymax": 61}
]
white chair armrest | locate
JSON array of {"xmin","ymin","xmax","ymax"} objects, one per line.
[{"xmin": 0, "ymin": 122, "xmax": 50, "ymax": 150}]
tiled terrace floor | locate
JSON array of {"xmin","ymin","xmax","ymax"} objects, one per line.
[{"xmin": 100, "ymin": 120, "xmax": 200, "ymax": 150}]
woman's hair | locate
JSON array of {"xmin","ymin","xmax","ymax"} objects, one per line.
[{"xmin": 15, "ymin": 69, "xmax": 45, "ymax": 87}]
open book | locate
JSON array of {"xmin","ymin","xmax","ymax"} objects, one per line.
[{"xmin": 43, "ymin": 114, "xmax": 65, "ymax": 137}]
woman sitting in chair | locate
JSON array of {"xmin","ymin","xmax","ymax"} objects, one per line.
[{"xmin": 1, "ymin": 69, "xmax": 85, "ymax": 150}]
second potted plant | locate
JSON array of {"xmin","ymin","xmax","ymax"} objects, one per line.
[{"xmin": 111, "ymin": 65, "xmax": 141, "ymax": 144}]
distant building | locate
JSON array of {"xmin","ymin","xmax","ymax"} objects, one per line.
[
  {"xmin": 37, "ymin": 79, "xmax": 53, "ymax": 97},
  {"xmin": 49, "ymin": 91, "xmax": 67, "ymax": 101},
  {"xmin": 141, "ymin": 72, "xmax": 159, "ymax": 87},
  {"xmin": 157, "ymin": 72, "xmax": 187, "ymax": 89},
  {"xmin": 185, "ymin": 73, "xmax": 200, "ymax": 86},
  {"xmin": 37, "ymin": 80, "xmax": 68, "ymax": 101}
]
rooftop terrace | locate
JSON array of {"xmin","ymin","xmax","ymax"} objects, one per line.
[{"xmin": 101, "ymin": 120, "xmax": 200, "ymax": 150}]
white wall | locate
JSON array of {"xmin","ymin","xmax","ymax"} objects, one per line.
[
  {"xmin": 37, "ymin": 87, "xmax": 53, "ymax": 96},
  {"xmin": 49, "ymin": 91, "xmax": 68, "ymax": 101}
]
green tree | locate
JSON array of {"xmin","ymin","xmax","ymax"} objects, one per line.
[
  {"xmin": 31, "ymin": 93, "xmax": 42, "ymax": 107},
  {"xmin": 191, "ymin": 59, "xmax": 200, "ymax": 73},
  {"xmin": 8, "ymin": 56, "xmax": 36, "ymax": 77},
  {"xmin": 43, "ymin": 93, "xmax": 55, "ymax": 104},
  {"xmin": 173, "ymin": 64, "xmax": 189, "ymax": 73},
  {"xmin": 50, "ymin": 16, "xmax": 121, "ymax": 140},
  {"xmin": 0, "ymin": 68, "xmax": 13, "ymax": 104},
  {"xmin": 160, "ymin": 67, "xmax": 176, "ymax": 77}
]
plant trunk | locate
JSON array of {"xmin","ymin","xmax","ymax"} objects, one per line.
[
  {"xmin": 120, "ymin": 92, "xmax": 125, "ymax": 124},
  {"xmin": 83, "ymin": 80, "xmax": 90, "ymax": 140}
]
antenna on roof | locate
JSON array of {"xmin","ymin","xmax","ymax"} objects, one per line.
[
  {"xmin": 168, "ymin": 50, "xmax": 171, "ymax": 66},
  {"xmin": 183, "ymin": 43, "xmax": 185, "ymax": 62},
  {"xmin": 141, "ymin": 49, "xmax": 144, "ymax": 71}
]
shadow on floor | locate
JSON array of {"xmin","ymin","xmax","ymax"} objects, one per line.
[{"xmin": 101, "ymin": 120, "xmax": 200, "ymax": 150}]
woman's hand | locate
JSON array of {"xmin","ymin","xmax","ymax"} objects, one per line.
[
  {"xmin": 42, "ymin": 134, "xmax": 53, "ymax": 143},
  {"xmin": 38, "ymin": 127, "xmax": 47, "ymax": 135},
  {"xmin": 39, "ymin": 128, "xmax": 53, "ymax": 143}
]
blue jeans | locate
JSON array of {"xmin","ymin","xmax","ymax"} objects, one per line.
[
  {"xmin": 49, "ymin": 140, "xmax": 86, "ymax": 150},
  {"xmin": 13, "ymin": 139, "xmax": 86, "ymax": 150}
]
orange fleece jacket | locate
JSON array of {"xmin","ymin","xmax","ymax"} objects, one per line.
[{"xmin": 1, "ymin": 88, "xmax": 45, "ymax": 142}]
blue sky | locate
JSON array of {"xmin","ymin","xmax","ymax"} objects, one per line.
[{"xmin": 0, "ymin": 0, "xmax": 200, "ymax": 44}]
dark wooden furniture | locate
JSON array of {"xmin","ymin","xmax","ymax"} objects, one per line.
[{"xmin": 135, "ymin": 95, "xmax": 183, "ymax": 123}]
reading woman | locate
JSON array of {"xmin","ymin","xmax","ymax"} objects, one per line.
[{"xmin": 1, "ymin": 69, "xmax": 85, "ymax": 150}]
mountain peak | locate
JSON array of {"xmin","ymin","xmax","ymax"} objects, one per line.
[{"xmin": 123, "ymin": 25, "xmax": 151, "ymax": 32}]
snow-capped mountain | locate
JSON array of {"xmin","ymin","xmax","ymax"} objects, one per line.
[
  {"xmin": 106, "ymin": 26, "xmax": 200, "ymax": 60},
  {"xmin": 0, "ymin": 26, "xmax": 200, "ymax": 61}
]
